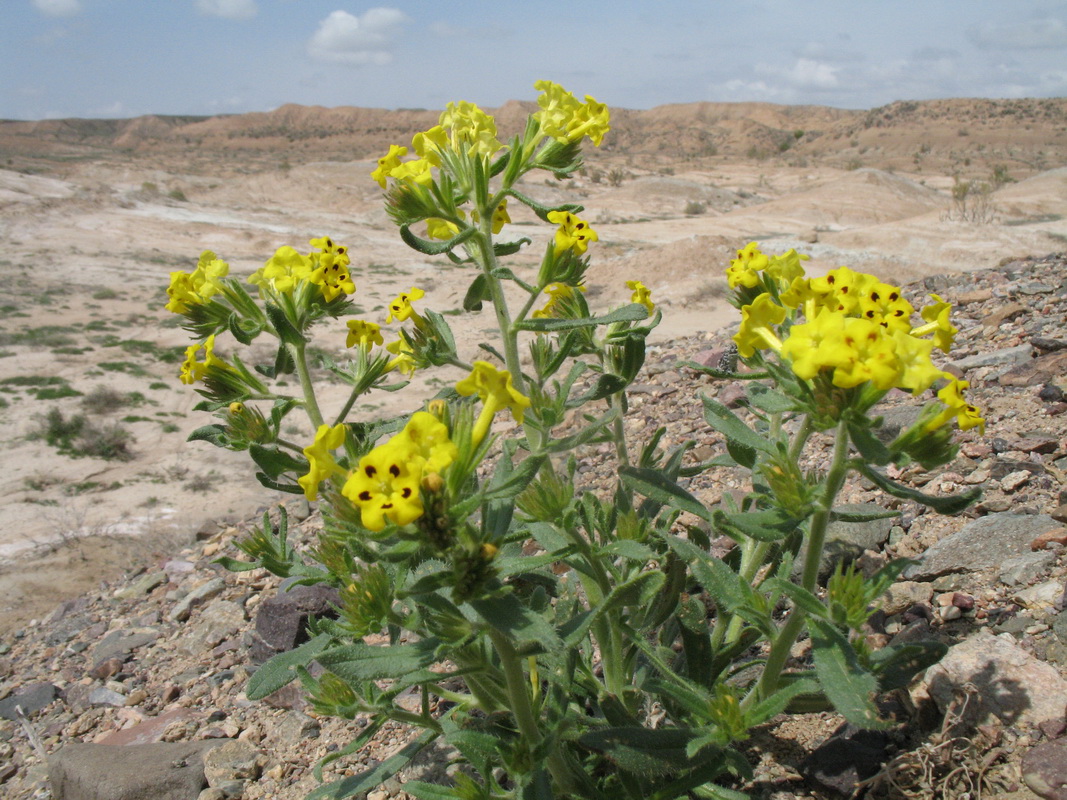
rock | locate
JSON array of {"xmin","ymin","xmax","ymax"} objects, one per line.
[
  {"xmin": 0, "ymin": 682, "xmax": 56, "ymax": 720},
  {"xmin": 1000, "ymin": 351, "xmax": 1067, "ymax": 387},
  {"xmin": 1014, "ymin": 581, "xmax": 1066, "ymax": 610},
  {"xmin": 919, "ymin": 629, "xmax": 1067, "ymax": 727},
  {"xmin": 91, "ymin": 629, "xmax": 159, "ymax": 665},
  {"xmin": 48, "ymin": 740, "xmax": 221, "ymax": 800},
  {"xmin": 88, "ymin": 687, "xmax": 127, "ymax": 708},
  {"xmin": 1001, "ymin": 469, "xmax": 1033, "ymax": 492},
  {"xmin": 802, "ymin": 722, "xmax": 890, "ymax": 797},
  {"xmin": 250, "ymin": 584, "xmax": 341, "ymax": 664},
  {"xmin": 179, "ymin": 600, "xmax": 245, "ymax": 655},
  {"xmin": 950, "ymin": 343, "xmax": 1032, "ymax": 371},
  {"xmin": 1053, "ymin": 505, "xmax": 1067, "ymax": 524},
  {"xmin": 804, "ymin": 503, "xmax": 896, "ymax": 580},
  {"xmin": 169, "ymin": 577, "xmax": 226, "ymax": 623},
  {"xmin": 97, "ymin": 709, "xmax": 197, "ymax": 746},
  {"xmin": 877, "ymin": 581, "xmax": 933, "ymax": 616},
  {"xmin": 872, "ymin": 405, "xmax": 923, "ymax": 443},
  {"xmin": 1033, "ymin": 528, "xmax": 1067, "ymax": 550},
  {"xmin": 1023, "ymin": 739, "xmax": 1067, "ymax": 800},
  {"xmin": 1000, "ymin": 551, "xmax": 1058, "ymax": 586},
  {"xmin": 982, "ymin": 301, "xmax": 1028, "ymax": 328},
  {"xmin": 905, "ymin": 513, "xmax": 1061, "ymax": 580},
  {"xmin": 114, "ymin": 571, "xmax": 168, "ymax": 600},
  {"xmin": 202, "ymin": 739, "xmax": 263, "ymax": 789}
]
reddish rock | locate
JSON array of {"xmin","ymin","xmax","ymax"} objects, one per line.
[
  {"xmin": 97, "ymin": 709, "xmax": 198, "ymax": 746},
  {"xmin": 1033, "ymin": 528, "xmax": 1067, "ymax": 551}
]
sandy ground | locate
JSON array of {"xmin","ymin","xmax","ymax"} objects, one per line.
[{"xmin": 0, "ymin": 156, "xmax": 1064, "ymax": 629}]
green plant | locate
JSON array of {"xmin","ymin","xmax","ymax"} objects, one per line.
[
  {"xmin": 164, "ymin": 84, "xmax": 979, "ymax": 800},
  {"xmin": 683, "ymin": 200, "xmax": 706, "ymax": 216}
]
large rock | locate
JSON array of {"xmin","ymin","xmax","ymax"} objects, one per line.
[
  {"xmin": 905, "ymin": 513, "xmax": 1061, "ymax": 580},
  {"xmin": 918, "ymin": 628, "xmax": 1067, "ymax": 727},
  {"xmin": 48, "ymin": 741, "xmax": 221, "ymax": 800},
  {"xmin": 250, "ymin": 584, "xmax": 340, "ymax": 664},
  {"xmin": 1024, "ymin": 740, "xmax": 1067, "ymax": 800}
]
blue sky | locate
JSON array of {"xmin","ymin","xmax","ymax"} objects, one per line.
[{"xmin": 3, "ymin": 0, "xmax": 1067, "ymax": 120}]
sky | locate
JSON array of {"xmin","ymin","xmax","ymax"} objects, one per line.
[{"xmin": 3, "ymin": 0, "xmax": 1067, "ymax": 121}]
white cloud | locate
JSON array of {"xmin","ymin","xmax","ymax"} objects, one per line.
[
  {"xmin": 195, "ymin": 0, "xmax": 259, "ymax": 21},
  {"xmin": 32, "ymin": 0, "xmax": 82, "ymax": 17},
  {"xmin": 752, "ymin": 59, "xmax": 839, "ymax": 92},
  {"xmin": 308, "ymin": 8, "xmax": 409, "ymax": 65},
  {"xmin": 968, "ymin": 17, "xmax": 1067, "ymax": 50}
]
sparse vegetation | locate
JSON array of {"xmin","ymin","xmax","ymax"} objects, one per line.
[
  {"xmin": 683, "ymin": 200, "xmax": 706, "ymax": 216},
  {"xmin": 943, "ymin": 176, "xmax": 997, "ymax": 224},
  {"xmin": 32, "ymin": 407, "xmax": 135, "ymax": 460}
]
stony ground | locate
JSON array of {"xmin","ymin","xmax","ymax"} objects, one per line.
[{"xmin": 2, "ymin": 253, "xmax": 1067, "ymax": 800}]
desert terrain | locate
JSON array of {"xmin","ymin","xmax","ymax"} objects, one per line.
[{"xmin": 0, "ymin": 96, "xmax": 1065, "ymax": 629}]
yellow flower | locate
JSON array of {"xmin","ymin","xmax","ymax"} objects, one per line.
[
  {"xmin": 345, "ymin": 320, "xmax": 384, "ymax": 349},
  {"xmin": 547, "ymin": 210, "xmax": 598, "ymax": 256},
  {"xmin": 532, "ymin": 281, "xmax": 585, "ymax": 319},
  {"xmin": 371, "ymin": 144, "xmax": 408, "ymax": 188},
  {"xmin": 780, "ymin": 309, "xmax": 851, "ymax": 381},
  {"xmin": 439, "ymin": 101, "xmax": 504, "ymax": 158},
  {"xmin": 533, "ymin": 80, "xmax": 610, "ymax": 146},
  {"xmin": 412, "ymin": 125, "xmax": 448, "ymax": 166},
  {"xmin": 341, "ymin": 439, "xmax": 423, "ymax": 531},
  {"xmin": 725, "ymin": 242, "xmax": 768, "ymax": 289},
  {"xmin": 733, "ymin": 292, "xmax": 786, "ymax": 358},
  {"xmin": 386, "ymin": 338, "xmax": 417, "ymax": 377},
  {"xmin": 390, "ymin": 157, "xmax": 434, "ymax": 186},
  {"xmin": 830, "ymin": 317, "xmax": 900, "ymax": 390},
  {"xmin": 626, "ymin": 280, "xmax": 654, "ymax": 313},
  {"xmin": 248, "ymin": 246, "xmax": 313, "ymax": 294},
  {"xmin": 386, "ymin": 286, "xmax": 425, "ymax": 324},
  {"xmin": 810, "ymin": 266, "xmax": 876, "ymax": 316},
  {"xmin": 399, "ymin": 411, "xmax": 457, "ymax": 474},
  {"xmin": 456, "ymin": 361, "xmax": 531, "ymax": 445},
  {"xmin": 166, "ymin": 251, "xmax": 229, "ymax": 314},
  {"xmin": 765, "ymin": 249, "xmax": 810, "ymax": 287},
  {"xmin": 472, "ymin": 200, "xmax": 510, "ymax": 234},
  {"xmin": 890, "ymin": 331, "xmax": 945, "ymax": 395},
  {"xmin": 927, "ymin": 376, "xmax": 985, "ymax": 434},
  {"xmin": 857, "ymin": 281, "xmax": 914, "ymax": 333},
  {"xmin": 426, "ymin": 217, "xmax": 461, "ymax": 240},
  {"xmin": 307, "ymin": 238, "xmax": 354, "ymax": 302},
  {"xmin": 179, "ymin": 333, "xmax": 227, "ymax": 385},
  {"xmin": 298, "ymin": 423, "xmax": 347, "ymax": 502},
  {"xmin": 913, "ymin": 294, "xmax": 958, "ymax": 353}
]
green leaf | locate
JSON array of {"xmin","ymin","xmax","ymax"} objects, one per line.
[
  {"xmin": 254, "ymin": 472, "xmax": 304, "ymax": 494},
  {"xmin": 187, "ymin": 424, "xmax": 229, "ymax": 447},
  {"xmin": 868, "ymin": 640, "xmax": 947, "ymax": 691},
  {"xmin": 702, "ymin": 395, "xmax": 772, "ymax": 454},
  {"xmin": 514, "ymin": 303, "xmax": 648, "ymax": 332},
  {"xmin": 807, "ymin": 617, "xmax": 889, "ymax": 729},
  {"xmin": 725, "ymin": 438, "xmax": 757, "ymax": 469},
  {"xmin": 263, "ymin": 301, "xmax": 306, "ymax": 347},
  {"xmin": 578, "ymin": 726, "xmax": 699, "ymax": 776},
  {"xmin": 604, "ymin": 570, "xmax": 666, "ymax": 610},
  {"xmin": 246, "ymin": 632, "xmax": 332, "ymax": 700},
  {"xmin": 712, "ymin": 508, "xmax": 802, "ymax": 543},
  {"xmin": 619, "ymin": 466, "xmax": 711, "ymax": 522},
  {"xmin": 249, "ymin": 443, "xmax": 306, "ymax": 479},
  {"xmin": 829, "ymin": 506, "xmax": 900, "ymax": 523},
  {"xmin": 747, "ymin": 678, "xmax": 821, "ymax": 728},
  {"xmin": 847, "ymin": 420, "xmax": 892, "ymax": 465},
  {"xmin": 601, "ymin": 539, "xmax": 657, "ymax": 562},
  {"xmin": 567, "ymin": 373, "xmax": 628, "ymax": 407},
  {"xmin": 316, "ymin": 638, "xmax": 441, "ymax": 682},
  {"xmin": 665, "ymin": 537, "xmax": 748, "ymax": 615},
  {"xmin": 854, "ymin": 462, "xmax": 981, "ymax": 515},
  {"xmin": 463, "ymin": 274, "xmax": 489, "ymax": 312},
  {"xmin": 763, "ymin": 579, "xmax": 827, "ymax": 619},
  {"xmin": 307, "ymin": 729, "xmax": 437, "ymax": 800},
  {"xmin": 746, "ymin": 382, "xmax": 798, "ymax": 414},
  {"xmin": 470, "ymin": 593, "xmax": 561, "ymax": 652},
  {"xmin": 398, "ymin": 222, "xmax": 477, "ymax": 256}
]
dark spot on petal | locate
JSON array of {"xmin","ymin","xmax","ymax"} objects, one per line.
[
  {"xmin": 358, "ymin": 491, "xmax": 371, "ymax": 501},
  {"xmin": 389, "ymin": 464, "xmax": 400, "ymax": 477},
  {"xmin": 365, "ymin": 465, "xmax": 377, "ymax": 477},
  {"xmin": 401, "ymin": 487, "xmax": 412, "ymax": 498}
]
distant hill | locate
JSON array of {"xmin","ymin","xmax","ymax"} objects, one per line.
[{"xmin": 2, "ymin": 97, "xmax": 1065, "ymax": 180}]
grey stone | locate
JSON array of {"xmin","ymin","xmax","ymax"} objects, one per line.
[
  {"xmin": 169, "ymin": 577, "xmax": 226, "ymax": 622},
  {"xmin": 905, "ymin": 513, "xmax": 1061, "ymax": 580},
  {"xmin": 114, "ymin": 571, "xmax": 168, "ymax": 600},
  {"xmin": 877, "ymin": 581, "xmax": 933, "ymax": 616},
  {"xmin": 250, "ymin": 584, "xmax": 340, "ymax": 664},
  {"xmin": 872, "ymin": 405, "xmax": 924, "ymax": 443},
  {"xmin": 91, "ymin": 629, "xmax": 159, "ymax": 665},
  {"xmin": 800, "ymin": 503, "xmax": 897, "ymax": 580},
  {"xmin": 949, "ymin": 343, "xmax": 1033, "ymax": 371},
  {"xmin": 48, "ymin": 741, "xmax": 221, "ymax": 800},
  {"xmin": 202, "ymin": 740, "xmax": 263, "ymax": 788},
  {"xmin": 179, "ymin": 600, "xmax": 245, "ymax": 655},
  {"xmin": 999, "ymin": 550, "xmax": 1058, "ymax": 586},
  {"xmin": 919, "ymin": 629, "xmax": 1067, "ymax": 727},
  {"xmin": 0, "ymin": 682, "xmax": 56, "ymax": 720},
  {"xmin": 1023, "ymin": 740, "xmax": 1067, "ymax": 800},
  {"xmin": 87, "ymin": 687, "xmax": 127, "ymax": 708}
]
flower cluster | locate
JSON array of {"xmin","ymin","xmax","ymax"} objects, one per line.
[
  {"xmin": 341, "ymin": 411, "xmax": 457, "ymax": 532},
  {"xmin": 248, "ymin": 236, "xmax": 355, "ymax": 302},
  {"xmin": 166, "ymin": 251, "xmax": 228, "ymax": 314},
  {"xmin": 731, "ymin": 243, "xmax": 983, "ymax": 432},
  {"xmin": 532, "ymin": 80, "xmax": 611, "ymax": 147}
]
